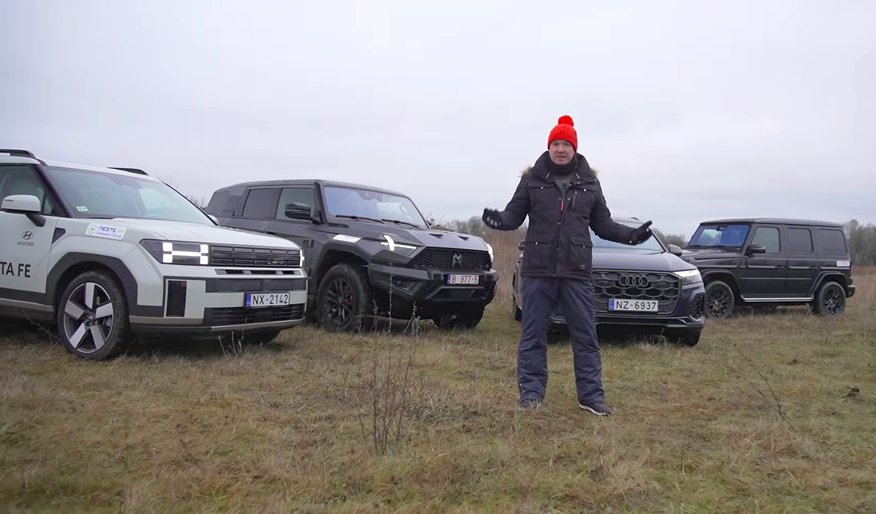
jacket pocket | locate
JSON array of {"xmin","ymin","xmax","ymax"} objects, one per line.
[
  {"xmin": 522, "ymin": 240, "xmax": 554, "ymax": 274},
  {"xmin": 569, "ymin": 236, "xmax": 593, "ymax": 271}
]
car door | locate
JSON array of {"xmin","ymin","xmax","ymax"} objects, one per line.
[
  {"xmin": 0, "ymin": 164, "xmax": 62, "ymax": 313},
  {"xmin": 785, "ymin": 226, "xmax": 818, "ymax": 298},
  {"xmin": 267, "ymin": 186, "xmax": 320, "ymax": 276},
  {"xmin": 740, "ymin": 224, "xmax": 788, "ymax": 298}
]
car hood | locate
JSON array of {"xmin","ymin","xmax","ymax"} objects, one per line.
[
  {"xmin": 680, "ymin": 247, "xmax": 742, "ymax": 264},
  {"xmin": 592, "ymin": 249, "xmax": 696, "ymax": 272},
  {"xmin": 333, "ymin": 220, "xmax": 490, "ymax": 252},
  {"xmin": 86, "ymin": 219, "xmax": 300, "ymax": 249}
]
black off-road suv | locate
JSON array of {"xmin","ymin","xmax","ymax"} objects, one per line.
[
  {"xmin": 682, "ymin": 218, "xmax": 855, "ymax": 318},
  {"xmin": 206, "ymin": 180, "xmax": 497, "ymax": 331}
]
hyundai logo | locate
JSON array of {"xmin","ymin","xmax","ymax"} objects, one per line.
[
  {"xmin": 451, "ymin": 253, "xmax": 463, "ymax": 269},
  {"xmin": 21, "ymin": 231, "xmax": 33, "ymax": 240},
  {"xmin": 618, "ymin": 273, "xmax": 650, "ymax": 288}
]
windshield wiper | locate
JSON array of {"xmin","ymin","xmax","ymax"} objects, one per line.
[
  {"xmin": 380, "ymin": 218, "xmax": 420, "ymax": 228},
  {"xmin": 335, "ymin": 214, "xmax": 385, "ymax": 224}
]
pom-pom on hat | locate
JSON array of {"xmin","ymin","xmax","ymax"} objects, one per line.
[{"xmin": 547, "ymin": 115, "xmax": 578, "ymax": 151}]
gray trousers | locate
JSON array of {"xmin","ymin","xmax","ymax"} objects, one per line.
[{"xmin": 518, "ymin": 276, "xmax": 604, "ymax": 404}]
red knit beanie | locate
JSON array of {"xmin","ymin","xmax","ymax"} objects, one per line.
[{"xmin": 547, "ymin": 115, "xmax": 578, "ymax": 151}]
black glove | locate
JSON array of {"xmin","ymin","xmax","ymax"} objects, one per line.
[
  {"xmin": 630, "ymin": 220, "xmax": 653, "ymax": 245},
  {"xmin": 482, "ymin": 208, "xmax": 503, "ymax": 229}
]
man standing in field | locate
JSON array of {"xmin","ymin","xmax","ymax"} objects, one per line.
[{"xmin": 482, "ymin": 115, "xmax": 653, "ymax": 415}]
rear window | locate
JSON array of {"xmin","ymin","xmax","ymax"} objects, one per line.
[
  {"xmin": 816, "ymin": 229, "xmax": 847, "ymax": 256},
  {"xmin": 787, "ymin": 228, "xmax": 813, "ymax": 255}
]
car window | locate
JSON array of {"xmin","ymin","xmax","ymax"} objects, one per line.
[
  {"xmin": 752, "ymin": 226, "xmax": 781, "ymax": 254},
  {"xmin": 0, "ymin": 164, "xmax": 58, "ymax": 215},
  {"xmin": 241, "ymin": 188, "xmax": 278, "ymax": 219},
  {"xmin": 45, "ymin": 166, "xmax": 211, "ymax": 224},
  {"xmin": 592, "ymin": 221, "xmax": 665, "ymax": 252},
  {"xmin": 324, "ymin": 186, "xmax": 428, "ymax": 228},
  {"xmin": 787, "ymin": 228, "xmax": 813, "ymax": 255},
  {"xmin": 687, "ymin": 224, "xmax": 750, "ymax": 247},
  {"xmin": 276, "ymin": 187, "xmax": 314, "ymax": 220},
  {"xmin": 816, "ymin": 229, "xmax": 847, "ymax": 257}
]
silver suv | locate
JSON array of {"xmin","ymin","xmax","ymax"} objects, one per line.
[{"xmin": 0, "ymin": 149, "xmax": 308, "ymax": 360}]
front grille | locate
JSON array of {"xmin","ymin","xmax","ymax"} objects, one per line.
[
  {"xmin": 593, "ymin": 271, "xmax": 681, "ymax": 315},
  {"xmin": 411, "ymin": 249, "xmax": 490, "ymax": 271},
  {"xmin": 210, "ymin": 246, "xmax": 301, "ymax": 268},
  {"xmin": 205, "ymin": 304, "xmax": 305, "ymax": 326}
]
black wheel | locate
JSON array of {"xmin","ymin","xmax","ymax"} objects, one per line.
[
  {"xmin": 57, "ymin": 270, "xmax": 131, "ymax": 360},
  {"xmin": 434, "ymin": 305, "xmax": 485, "ymax": 330},
  {"xmin": 241, "ymin": 329, "xmax": 282, "ymax": 344},
  {"xmin": 704, "ymin": 280, "xmax": 735, "ymax": 319},
  {"xmin": 813, "ymin": 281, "xmax": 846, "ymax": 316},
  {"xmin": 317, "ymin": 264, "xmax": 374, "ymax": 332},
  {"xmin": 666, "ymin": 329, "xmax": 701, "ymax": 347}
]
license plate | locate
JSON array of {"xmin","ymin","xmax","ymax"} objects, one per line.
[
  {"xmin": 245, "ymin": 292, "xmax": 291, "ymax": 308},
  {"xmin": 447, "ymin": 274, "xmax": 480, "ymax": 285},
  {"xmin": 608, "ymin": 299, "xmax": 658, "ymax": 312}
]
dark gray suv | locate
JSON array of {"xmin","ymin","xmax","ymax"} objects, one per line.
[
  {"xmin": 206, "ymin": 179, "xmax": 497, "ymax": 331},
  {"xmin": 511, "ymin": 218, "xmax": 706, "ymax": 346},
  {"xmin": 683, "ymin": 218, "xmax": 855, "ymax": 318}
]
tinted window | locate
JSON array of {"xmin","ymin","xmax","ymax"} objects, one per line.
[
  {"xmin": 816, "ymin": 229, "xmax": 847, "ymax": 256},
  {"xmin": 687, "ymin": 224, "xmax": 750, "ymax": 248},
  {"xmin": 752, "ymin": 226, "xmax": 781, "ymax": 254},
  {"xmin": 787, "ymin": 228, "xmax": 813, "ymax": 255},
  {"xmin": 276, "ymin": 188, "xmax": 314, "ymax": 220},
  {"xmin": 241, "ymin": 188, "xmax": 278, "ymax": 219}
]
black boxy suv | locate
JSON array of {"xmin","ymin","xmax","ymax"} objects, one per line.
[
  {"xmin": 683, "ymin": 218, "xmax": 855, "ymax": 318},
  {"xmin": 206, "ymin": 180, "xmax": 497, "ymax": 331},
  {"xmin": 511, "ymin": 218, "xmax": 706, "ymax": 346}
]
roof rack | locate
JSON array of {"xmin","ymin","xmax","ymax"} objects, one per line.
[
  {"xmin": 0, "ymin": 149, "xmax": 37, "ymax": 159},
  {"xmin": 110, "ymin": 167, "xmax": 148, "ymax": 175}
]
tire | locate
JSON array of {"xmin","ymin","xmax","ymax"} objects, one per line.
[
  {"xmin": 317, "ymin": 264, "xmax": 374, "ymax": 332},
  {"xmin": 666, "ymin": 329, "xmax": 701, "ymax": 347},
  {"xmin": 241, "ymin": 329, "xmax": 282, "ymax": 344},
  {"xmin": 812, "ymin": 281, "xmax": 846, "ymax": 316},
  {"xmin": 512, "ymin": 296, "xmax": 522, "ymax": 321},
  {"xmin": 704, "ymin": 280, "xmax": 735, "ymax": 319},
  {"xmin": 434, "ymin": 305, "xmax": 485, "ymax": 330},
  {"xmin": 56, "ymin": 270, "xmax": 131, "ymax": 360}
]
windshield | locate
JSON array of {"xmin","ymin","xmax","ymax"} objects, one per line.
[
  {"xmin": 324, "ymin": 186, "xmax": 428, "ymax": 228},
  {"xmin": 46, "ymin": 167, "xmax": 213, "ymax": 225},
  {"xmin": 687, "ymin": 224, "xmax": 751, "ymax": 248},
  {"xmin": 592, "ymin": 221, "xmax": 665, "ymax": 252}
]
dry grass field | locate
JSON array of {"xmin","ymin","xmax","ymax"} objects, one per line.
[{"xmin": 1, "ymin": 262, "xmax": 874, "ymax": 512}]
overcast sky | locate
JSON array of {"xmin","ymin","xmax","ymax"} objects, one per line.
[{"xmin": 2, "ymin": 0, "xmax": 874, "ymax": 236}]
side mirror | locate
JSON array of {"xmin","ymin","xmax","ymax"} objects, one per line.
[
  {"xmin": 2, "ymin": 194, "xmax": 41, "ymax": 213},
  {"xmin": 668, "ymin": 244, "xmax": 683, "ymax": 257},
  {"xmin": 1, "ymin": 195, "xmax": 46, "ymax": 227},
  {"xmin": 517, "ymin": 240, "xmax": 525, "ymax": 251},
  {"xmin": 284, "ymin": 202, "xmax": 313, "ymax": 220},
  {"xmin": 745, "ymin": 244, "xmax": 767, "ymax": 256}
]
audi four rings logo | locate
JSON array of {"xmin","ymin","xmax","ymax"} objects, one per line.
[{"xmin": 618, "ymin": 274, "xmax": 649, "ymax": 287}]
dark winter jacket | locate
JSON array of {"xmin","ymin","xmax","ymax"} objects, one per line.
[{"xmin": 495, "ymin": 152, "xmax": 634, "ymax": 279}]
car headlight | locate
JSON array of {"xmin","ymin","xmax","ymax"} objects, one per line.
[
  {"xmin": 141, "ymin": 240, "xmax": 210, "ymax": 265},
  {"xmin": 675, "ymin": 269, "xmax": 702, "ymax": 285},
  {"xmin": 485, "ymin": 242, "xmax": 494, "ymax": 264},
  {"xmin": 380, "ymin": 234, "xmax": 419, "ymax": 256}
]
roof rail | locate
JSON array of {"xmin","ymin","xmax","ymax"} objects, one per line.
[
  {"xmin": 0, "ymin": 149, "xmax": 37, "ymax": 159},
  {"xmin": 110, "ymin": 167, "xmax": 148, "ymax": 175}
]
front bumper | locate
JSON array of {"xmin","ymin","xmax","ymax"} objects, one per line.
[
  {"xmin": 129, "ymin": 272, "xmax": 308, "ymax": 334},
  {"xmin": 550, "ymin": 283, "xmax": 706, "ymax": 332},
  {"xmin": 367, "ymin": 263, "xmax": 498, "ymax": 305}
]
